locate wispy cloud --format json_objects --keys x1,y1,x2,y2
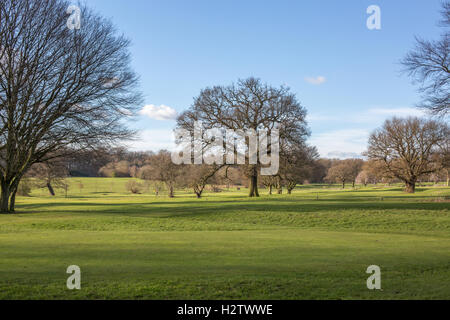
[
  {"x1": 326, "y1": 151, "x2": 363, "y2": 159},
  {"x1": 307, "y1": 106, "x2": 429, "y2": 158},
  {"x1": 304, "y1": 76, "x2": 326, "y2": 85},
  {"x1": 125, "y1": 129, "x2": 176, "y2": 151},
  {"x1": 309, "y1": 129, "x2": 369, "y2": 159},
  {"x1": 139, "y1": 104, "x2": 178, "y2": 120},
  {"x1": 307, "y1": 107, "x2": 425, "y2": 125},
  {"x1": 368, "y1": 107, "x2": 425, "y2": 117}
]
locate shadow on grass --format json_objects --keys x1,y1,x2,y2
[{"x1": 14, "y1": 196, "x2": 450, "y2": 218}]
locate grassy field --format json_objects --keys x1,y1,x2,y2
[{"x1": 0, "y1": 178, "x2": 449, "y2": 300}]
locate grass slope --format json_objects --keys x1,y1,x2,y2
[{"x1": 0, "y1": 178, "x2": 449, "y2": 299}]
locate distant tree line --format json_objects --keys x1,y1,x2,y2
[{"x1": 23, "y1": 117, "x2": 446, "y2": 198}]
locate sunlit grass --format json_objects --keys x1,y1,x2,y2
[{"x1": 0, "y1": 178, "x2": 449, "y2": 299}]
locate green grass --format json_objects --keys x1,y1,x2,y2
[{"x1": 0, "y1": 178, "x2": 449, "y2": 299}]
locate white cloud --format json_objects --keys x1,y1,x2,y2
[
  {"x1": 305, "y1": 76, "x2": 326, "y2": 85},
  {"x1": 124, "y1": 129, "x2": 176, "y2": 151},
  {"x1": 139, "y1": 104, "x2": 178, "y2": 120},
  {"x1": 305, "y1": 106, "x2": 428, "y2": 158},
  {"x1": 309, "y1": 129, "x2": 369, "y2": 159},
  {"x1": 368, "y1": 107, "x2": 425, "y2": 117},
  {"x1": 326, "y1": 151, "x2": 363, "y2": 159},
  {"x1": 307, "y1": 107, "x2": 426, "y2": 126}
]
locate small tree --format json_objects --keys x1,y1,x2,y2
[
  {"x1": 366, "y1": 117, "x2": 448, "y2": 193},
  {"x1": 141, "y1": 151, "x2": 184, "y2": 198},
  {"x1": 27, "y1": 161, "x2": 68, "y2": 196},
  {"x1": 436, "y1": 135, "x2": 450, "y2": 186},
  {"x1": 280, "y1": 146, "x2": 318, "y2": 194},
  {"x1": 17, "y1": 179, "x2": 32, "y2": 197},
  {"x1": 325, "y1": 160, "x2": 353, "y2": 189},
  {"x1": 126, "y1": 180, "x2": 143, "y2": 194},
  {"x1": 185, "y1": 164, "x2": 225, "y2": 198},
  {"x1": 261, "y1": 175, "x2": 278, "y2": 195},
  {"x1": 346, "y1": 159, "x2": 364, "y2": 188}
]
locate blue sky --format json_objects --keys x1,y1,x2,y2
[{"x1": 88, "y1": 0, "x2": 445, "y2": 158}]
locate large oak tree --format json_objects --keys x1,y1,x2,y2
[
  {"x1": 366, "y1": 117, "x2": 448, "y2": 193},
  {"x1": 0, "y1": 0, "x2": 141, "y2": 212},
  {"x1": 401, "y1": 1, "x2": 449, "y2": 115},
  {"x1": 176, "y1": 77, "x2": 309, "y2": 197}
]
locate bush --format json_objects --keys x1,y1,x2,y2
[
  {"x1": 125, "y1": 180, "x2": 143, "y2": 194},
  {"x1": 17, "y1": 179, "x2": 32, "y2": 196}
]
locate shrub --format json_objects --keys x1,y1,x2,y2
[
  {"x1": 126, "y1": 180, "x2": 143, "y2": 194},
  {"x1": 17, "y1": 179, "x2": 32, "y2": 196}
]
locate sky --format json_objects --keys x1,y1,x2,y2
[{"x1": 86, "y1": 0, "x2": 446, "y2": 158}]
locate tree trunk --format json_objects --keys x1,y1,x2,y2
[
  {"x1": 352, "y1": 181, "x2": 355, "y2": 188},
  {"x1": 405, "y1": 181, "x2": 416, "y2": 193},
  {"x1": 268, "y1": 185, "x2": 272, "y2": 195},
  {"x1": 9, "y1": 188, "x2": 17, "y2": 213},
  {"x1": 248, "y1": 173, "x2": 259, "y2": 197},
  {"x1": 447, "y1": 170, "x2": 449, "y2": 187},
  {"x1": 0, "y1": 181, "x2": 11, "y2": 213},
  {"x1": 342, "y1": 181, "x2": 345, "y2": 189},
  {"x1": 193, "y1": 185, "x2": 203, "y2": 198},
  {"x1": 169, "y1": 186, "x2": 174, "y2": 198},
  {"x1": 47, "y1": 183, "x2": 55, "y2": 196},
  {"x1": 287, "y1": 188, "x2": 292, "y2": 194}
]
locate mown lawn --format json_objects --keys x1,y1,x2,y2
[{"x1": 0, "y1": 178, "x2": 449, "y2": 299}]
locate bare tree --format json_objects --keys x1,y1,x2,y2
[
  {"x1": 361, "y1": 160, "x2": 386, "y2": 185},
  {"x1": 27, "y1": 160, "x2": 68, "y2": 196},
  {"x1": 141, "y1": 150, "x2": 184, "y2": 198},
  {"x1": 176, "y1": 77, "x2": 309, "y2": 197},
  {"x1": 0, "y1": 0, "x2": 141, "y2": 212},
  {"x1": 325, "y1": 160, "x2": 352, "y2": 189},
  {"x1": 309, "y1": 158, "x2": 333, "y2": 183},
  {"x1": 185, "y1": 164, "x2": 225, "y2": 198},
  {"x1": 401, "y1": 1, "x2": 449, "y2": 116},
  {"x1": 125, "y1": 180, "x2": 143, "y2": 194},
  {"x1": 280, "y1": 145, "x2": 318, "y2": 194},
  {"x1": 366, "y1": 117, "x2": 448, "y2": 193},
  {"x1": 436, "y1": 134, "x2": 450, "y2": 186},
  {"x1": 346, "y1": 159, "x2": 364, "y2": 188},
  {"x1": 261, "y1": 175, "x2": 278, "y2": 195}
]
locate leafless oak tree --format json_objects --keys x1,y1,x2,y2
[
  {"x1": 176, "y1": 77, "x2": 309, "y2": 197},
  {"x1": 401, "y1": 1, "x2": 449, "y2": 116},
  {"x1": 0, "y1": 0, "x2": 141, "y2": 212},
  {"x1": 366, "y1": 117, "x2": 448, "y2": 193}
]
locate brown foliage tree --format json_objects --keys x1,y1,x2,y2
[
  {"x1": 366, "y1": 117, "x2": 448, "y2": 193},
  {"x1": 325, "y1": 159, "x2": 363, "y2": 189}
]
